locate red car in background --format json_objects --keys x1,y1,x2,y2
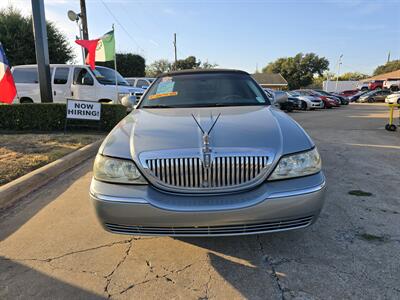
[
  {"x1": 368, "y1": 80, "x2": 384, "y2": 90},
  {"x1": 294, "y1": 89, "x2": 339, "y2": 108},
  {"x1": 339, "y1": 90, "x2": 359, "y2": 97}
]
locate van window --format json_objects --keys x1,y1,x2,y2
[
  {"x1": 54, "y1": 67, "x2": 70, "y2": 84},
  {"x1": 136, "y1": 79, "x2": 149, "y2": 88},
  {"x1": 13, "y1": 68, "x2": 39, "y2": 84},
  {"x1": 73, "y1": 68, "x2": 94, "y2": 86}
]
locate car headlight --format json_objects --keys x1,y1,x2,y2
[
  {"x1": 268, "y1": 148, "x2": 321, "y2": 181},
  {"x1": 118, "y1": 92, "x2": 129, "y2": 101},
  {"x1": 93, "y1": 154, "x2": 148, "y2": 184}
]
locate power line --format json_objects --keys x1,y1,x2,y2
[{"x1": 100, "y1": 0, "x2": 146, "y2": 55}]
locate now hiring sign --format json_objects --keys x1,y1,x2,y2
[{"x1": 66, "y1": 100, "x2": 101, "y2": 121}]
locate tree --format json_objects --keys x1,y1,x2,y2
[
  {"x1": 262, "y1": 53, "x2": 329, "y2": 89},
  {"x1": 0, "y1": 6, "x2": 74, "y2": 66},
  {"x1": 338, "y1": 72, "x2": 368, "y2": 81},
  {"x1": 146, "y1": 56, "x2": 217, "y2": 77},
  {"x1": 173, "y1": 56, "x2": 201, "y2": 70},
  {"x1": 373, "y1": 60, "x2": 400, "y2": 76},
  {"x1": 146, "y1": 59, "x2": 172, "y2": 77},
  {"x1": 200, "y1": 61, "x2": 218, "y2": 69},
  {"x1": 97, "y1": 53, "x2": 145, "y2": 77}
]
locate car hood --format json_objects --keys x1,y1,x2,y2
[{"x1": 100, "y1": 106, "x2": 314, "y2": 161}]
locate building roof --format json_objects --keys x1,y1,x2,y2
[
  {"x1": 251, "y1": 73, "x2": 288, "y2": 86},
  {"x1": 363, "y1": 69, "x2": 400, "y2": 81}
]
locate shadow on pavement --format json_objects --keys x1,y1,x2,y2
[
  {"x1": 0, "y1": 159, "x2": 93, "y2": 242},
  {"x1": 0, "y1": 256, "x2": 104, "y2": 299},
  {"x1": 177, "y1": 230, "x2": 304, "y2": 299}
]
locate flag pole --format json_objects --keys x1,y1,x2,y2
[{"x1": 112, "y1": 24, "x2": 118, "y2": 104}]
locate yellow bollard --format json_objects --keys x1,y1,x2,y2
[{"x1": 385, "y1": 104, "x2": 400, "y2": 131}]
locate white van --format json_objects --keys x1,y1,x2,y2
[
  {"x1": 125, "y1": 77, "x2": 155, "y2": 89},
  {"x1": 11, "y1": 64, "x2": 145, "y2": 104}
]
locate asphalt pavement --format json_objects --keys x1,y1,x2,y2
[{"x1": 1, "y1": 103, "x2": 399, "y2": 299}]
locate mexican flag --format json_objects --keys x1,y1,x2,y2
[{"x1": 95, "y1": 30, "x2": 115, "y2": 62}]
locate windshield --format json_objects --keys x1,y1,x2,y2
[
  {"x1": 92, "y1": 67, "x2": 129, "y2": 86},
  {"x1": 317, "y1": 90, "x2": 331, "y2": 96},
  {"x1": 287, "y1": 91, "x2": 300, "y2": 97},
  {"x1": 139, "y1": 72, "x2": 270, "y2": 108},
  {"x1": 362, "y1": 90, "x2": 376, "y2": 96}
]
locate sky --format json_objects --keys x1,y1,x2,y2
[{"x1": 2, "y1": 0, "x2": 400, "y2": 75}]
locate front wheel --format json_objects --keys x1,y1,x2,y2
[
  {"x1": 368, "y1": 98, "x2": 375, "y2": 103},
  {"x1": 301, "y1": 101, "x2": 307, "y2": 110},
  {"x1": 397, "y1": 98, "x2": 400, "y2": 105}
]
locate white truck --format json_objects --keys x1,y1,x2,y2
[
  {"x1": 12, "y1": 64, "x2": 144, "y2": 104},
  {"x1": 383, "y1": 78, "x2": 400, "y2": 91},
  {"x1": 323, "y1": 80, "x2": 360, "y2": 93}
]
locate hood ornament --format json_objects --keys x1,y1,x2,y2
[{"x1": 191, "y1": 113, "x2": 221, "y2": 176}]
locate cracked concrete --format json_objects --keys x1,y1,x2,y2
[{"x1": 0, "y1": 104, "x2": 399, "y2": 299}]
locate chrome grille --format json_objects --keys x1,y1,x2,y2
[
  {"x1": 104, "y1": 216, "x2": 314, "y2": 236},
  {"x1": 145, "y1": 156, "x2": 268, "y2": 189}
]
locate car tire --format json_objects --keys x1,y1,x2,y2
[
  {"x1": 320, "y1": 101, "x2": 325, "y2": 109},
  {"x1": 20, "y1": 97, "x2": 33, "y2": 103},
  {"x1": 99, "y1": 99, "x2": 113, "y2": 103},
  {"x1": 368, "y1": 98, "x2": 375, "y2": 103},
  {"x1": 301, "y1": 101, "x2": 307, "y2": 110},
  {"x1": 397, "y1": 98, "x2": 400, "y2": 105}
]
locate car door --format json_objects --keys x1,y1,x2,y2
[
  {"x1": 12, "y1": 67, "x2": 42, "y2": 103},
  {"x1": 375, "y1": 90, "x2": 386, "y2": 102},
  {"x1": 52, "y1": 67, "x2": 71, "y2": 103},
  {"x1": 70, "y1": 67, "x2": 97, "y2": 101}
]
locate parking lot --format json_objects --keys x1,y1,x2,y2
[{"x1": 1, "y1": 103, "x2": 399, "y2": 299}]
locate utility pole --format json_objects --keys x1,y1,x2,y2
[
  {"x1": 80, "y1": 0, "x2": 89, "y2": 39},
  {"x1": 173, "y1": 33, "x2": 177, "y2": 69},
  {"x1": 387, "y1": 51, "x2": 391, "y2": 63},
  {"x1": 335, "y1": 54, "x2": 343, "y2": 92},
  {"x1": 31, "y1": 0, "x2": 53, "y2": 103},
  {"x1": 80, "y1": 0, "x2": 89, "y2": 56}
]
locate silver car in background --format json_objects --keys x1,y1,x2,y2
[
  {"x1": 287, "y1": 91, "x2": 324, "y2": 110},
  {"x1": 90, "y1": 69, "x2": 326, "y2": 236}
]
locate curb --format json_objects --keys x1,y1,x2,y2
[{"x1": 0, "y1": 139, "x2": 103, "y2": 210}]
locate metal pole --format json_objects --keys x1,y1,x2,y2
[
  {"x1": 76, "y1": 20, "x2": 85, "y2": 64},
  {"x1": 80, "y1": 0, "x2": 89, "y2": 56},
  {"x1": 335, "y1": 54, "x2": 343, "y2": 92},
  {"x1": 173, "y1": 33, "x2": 177, "y2": 69},
  {"x1": 31, "y1": 0, "x2": 53, "y2": 103},
  {"x1": 80, "y1": 0, "x2": 89, "y2": 39},
  {"x1": 113, "y1": 24, "x2": 118, "y2": 104}
]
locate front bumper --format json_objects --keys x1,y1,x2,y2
[
  {"x1": 310, "y1": 102, "x2": 324, "y2": 108},
  {"x1": 90, "y1": 172, "x2": 326, "y2": 236}
]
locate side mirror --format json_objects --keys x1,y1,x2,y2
[{"x1": 121, "y1": 95, "x2": 138, "y2": 108}]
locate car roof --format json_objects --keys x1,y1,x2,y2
[
  {"x1": 157, "y1": 69, "x2": 249, "y2": 78},
  {"x1": 12, "y1": 64, "x2": 111, "y2": 69}
]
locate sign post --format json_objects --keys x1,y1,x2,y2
[{"x1": 65, "y1": 99, "x2": 101, "y2": 132}]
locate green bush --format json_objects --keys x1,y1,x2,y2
[{"x1": 0, "y1": 103, "x2": 126, "y2": 132}]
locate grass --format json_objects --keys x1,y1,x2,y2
[{"x1": 0, "y1": 133, "x2": 104, "y2": 186}]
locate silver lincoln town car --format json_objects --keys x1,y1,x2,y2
[{"x1": 90, "y1": 69, "x2": 326, "y2": 236}]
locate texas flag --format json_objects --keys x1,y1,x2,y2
[{"x1": 0, "y1": 43, "x2": 17, "y2": 104}]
